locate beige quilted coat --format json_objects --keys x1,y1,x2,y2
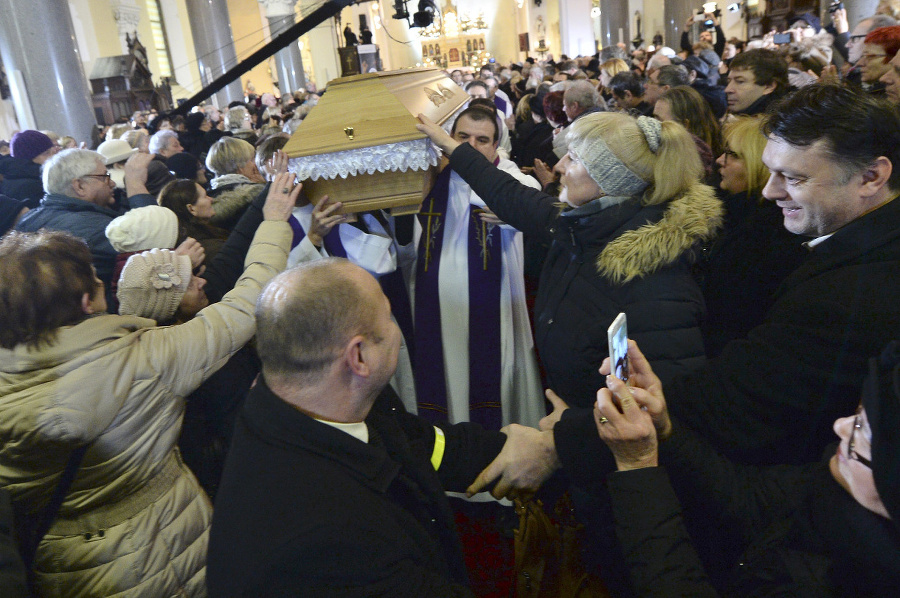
[{"x1": 0, "y1": 221, "x2": 291, "y2": 597}]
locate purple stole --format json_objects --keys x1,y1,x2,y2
[
  {"x1": 414, "y1": 166, "x2": 504, "y2": 430},
  {"x1": 290, "y1": 212, "x2": 415, "y2": 359},
  {"x1": 287, "y1": 215, "x2": 305, "y2": 249},
  {"x1": 493, "y1": 95, "x2": 508, "y2": 116}
]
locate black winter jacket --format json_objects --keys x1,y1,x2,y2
[
  {"x1": 448, "y1": 144, "x2": 722, "y2": 407},
  {"x1": 555, "y1": 196, "x2": 900, "y2": 495},
  {"x1": 0, "y1": 157, "x2": 44, "y2": 208},
  {"x1": 208, "y1": 380, "x2": 505, "y2": 597},
  {"x1": 695, "y1": 192, "x2": 807, "y2": 357},
  {"x1": 609, "y1": 423, "x2": 900, "y2": 596}
]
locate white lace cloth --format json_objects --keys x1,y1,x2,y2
[{"x1": 289, "y1": 138, "x2": 440, "y2": 181}]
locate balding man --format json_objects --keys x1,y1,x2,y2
[
  {"x1": 562, "y1": 80, "x2": 607, "y2": 123},
  {"x1": 207, "y1": 259, "x2": 512, "y2": 596}
]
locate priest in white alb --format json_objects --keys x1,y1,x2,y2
[{"x1": 412, "y1": 104, "x2": 545, "y2": 430}]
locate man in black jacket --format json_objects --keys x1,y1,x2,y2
[
  {"x1": 724, "y1": 49, "x2": 788, "y2": 115},
  {"x1": 465, "y1": 84, "x2": 900, "y2": 591},
  {"x1": 207, "y1": 259, "x2": 510, "y2": 597}
]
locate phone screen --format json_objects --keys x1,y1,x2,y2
[{"x1": 607, "y1": 312, "x2": 629, "y2": 384}]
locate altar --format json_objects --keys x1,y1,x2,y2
[{"x1": 417, "y1": 2, "x2": 491, "y2": 71}]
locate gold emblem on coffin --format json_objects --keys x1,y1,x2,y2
[{"x1": 283, "y1": 68, "x2": 467, "y2": 216}]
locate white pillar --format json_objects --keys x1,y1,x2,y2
[
  {"x1": 559, "y1": 0, "x2": 596, "y2": 56},
  {"x1": 301, "y1": 0, "x2": 341, "y2": 89},
  {"x1": 259, "y1": 0, "x2": 308, "y2": 94},
  {"x1": 0, "y1": 0, "x2": 97, "y2": 144},
  {"x1": 184, "y1": 0, "x2": 244, "y2": 106}
]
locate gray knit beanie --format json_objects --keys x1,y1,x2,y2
[
  {"x1": 105, "y1": 206, "x2": 179, "y2": 253},
  {"x1": 117, "y1": 249, "x2": 191, "y2": 322},
  {"x1": 567, "y1": 113, "x2": 662, "y2": 197}
]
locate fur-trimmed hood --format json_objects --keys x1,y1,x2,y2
[{"x1": 596, "y1": 183, "x2": 723, "y2": 284}]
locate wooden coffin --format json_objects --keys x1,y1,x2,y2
[{"x1": 283, "y1": 67, "x2": 467, "y2": 215}]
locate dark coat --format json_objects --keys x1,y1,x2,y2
[
  {"x1": 0, "y1": 157, "x2": 44, "y2": 208},
  {"x1": 609, "y1": 423, "x2": 900, "y2": 596},
  {"x1": 207, "y1": 380, "x2": 506, "y2": 597},
  {"x1": 692, "y1": 79, "x2": 728, "y2": 119},
  {"x1": 14, "y1": 193, "x2": 120, "y2": 291},
  {"x1": 555, "y1": 196, "x2": 900, "y2": 495},
  {"x1": 145, "y1": 154, "x2": 175, "y2": 197},
  {"x1": 695, "y1": 192, "x2": 808, "y2": 357},
  {"x1": 736, "y1": 91, "x2": 784, "y2": 116},
  {"x1": 0, "y1": 489, "x2": 28, "y2": 598},
  {"x1": 448, "y1": 144, "x2": 722, "y2": 407},
  {"x1": 511, "y1": 119, "x2": 554, "y2": 169}
]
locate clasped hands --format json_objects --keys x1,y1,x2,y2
[{"x1": 466, "y1": 341, "x2": 674, "y2": 500}]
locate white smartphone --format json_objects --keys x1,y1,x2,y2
[{"x1": 607, "y1": 312, "x2": 629, "y2": 384}]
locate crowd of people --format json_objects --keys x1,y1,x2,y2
[{"x1": 2, "y1": 4, "x2": 900, "y2": 596}]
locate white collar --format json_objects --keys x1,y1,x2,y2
[{"x1": 316, "y1": 419, "x2": 369, "y2": 443}]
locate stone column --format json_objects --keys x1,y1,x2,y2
[
  {"x1": 184, "y1": 0, "x2": 244, "y2": 108},
  {"x1": 664, "y1": 0, "x2": 694, "y2": 52},
  {"x1": 845, "y1": 0, "x2": 880, "y2": 28},
  {"x1": 559, "y1": 0, "x2": 596, "y2": 57},
  {"x1": 598, "y1": 0, "x2": 630, "y2": 51},
  {"x1": 112, "y1": 0, "x2": 142, "y2": 54},
  {"x1": 301, "y1": 0, "x2": 340, "y2": 90},
  {"x1": 260, "y1": 0, "x2": 307, "y2": 94},
  {"x1": 0, "y1": 0, "x2": 97, "y2": 144}
]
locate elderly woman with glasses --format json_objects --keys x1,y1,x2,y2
[
  {"x1": 860, "y1": 25, "x2": 900, "y2": 86},
  {"x1": 695, "y1": 116, "x2": 807, "y2": 357},
  {"x1": 593, "y1": 339, "x2": 900, "y2": 596}
]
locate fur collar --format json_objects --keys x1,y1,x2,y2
[
  {"x1": 210, "y1": 173, "x2": 255, "y2": 189},
  {"x1": 596, "y1": 183, "x2": 723, "y2": 284}
]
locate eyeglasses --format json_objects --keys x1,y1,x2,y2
[
  {"x1": 722, "y1": 149, "x2": 741, "y2": 164},
  {"x1": 863, "y1": 52, "x2": 887, "y2": 60},
  {"x1": 82, "y1": 173, "x2": 112, "y2": 182},
  {"x1": 848, "y1": 405, "x2": 873, "y2": 468},
  {"x1": 850, "y1": 34, "x2": 868, "y2": 42}
]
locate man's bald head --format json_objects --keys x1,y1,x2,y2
[{"x1": 255, "y1": 259, "x2": 379, "y2": 383}]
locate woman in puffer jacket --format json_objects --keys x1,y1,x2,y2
[{"x1": 0, "y1": 174, "x2": 297, "y2": 597}]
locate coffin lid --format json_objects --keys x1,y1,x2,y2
[{"x1": 283, "y1": 67, "x2": 467, "y2": 158}]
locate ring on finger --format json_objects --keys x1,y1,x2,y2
[
  {"x1": 281, "y1": 187, "x2": 290, "y2": 194},
  {"x1": 598, "y1": 416, "x2": 609, "y2": 424}
]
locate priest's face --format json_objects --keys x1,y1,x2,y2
[{"x1": 452, "y1": 115, "x2": 498, "y2": 162}]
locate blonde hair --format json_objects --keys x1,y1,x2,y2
[
  {"x1": 516, "y1": 94, "x2": 534, "y2": 121},
  {"x1": 224, "y1": 106, "x2": 250, "y2": 131},
  {"x1": 600, "y1": 58, "x2": 629, "y2": 78},
  {"x1": 205, "y1": 137, "x2": 255, "y2": 175},
  {"x1": 121, "y1": 129, "x2": 148, "y2": 150},
  {"x1": 878, "y1": 0, "x2": 900, "y2": 20},
  {"x1": 106, "y1": 123, "x2": 131, "y2": 142},
  {"x1": 569, "y1": 112, "x2": 703, "y2": 206},
  {"x1": 722, "y1": 116, "x2": 770, "y2": 201}
]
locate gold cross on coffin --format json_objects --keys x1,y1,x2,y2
[{"x1": 420, "y1": 197, "x2": 442, "y2": 272}]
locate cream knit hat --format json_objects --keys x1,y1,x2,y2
[
  {"x1": 117, "y1": 249, "x2": 192, "y2": 322},
  {"x1": 105, "y1": 206, "x2": 179, "y2": 253}
]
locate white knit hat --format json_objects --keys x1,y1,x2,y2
[
  {"x1": 105, "y1": 206, "x2": 179, "y2": 253},
  {"x1": 117, "y1": 249, "x2": 192, "y2": 322}
]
